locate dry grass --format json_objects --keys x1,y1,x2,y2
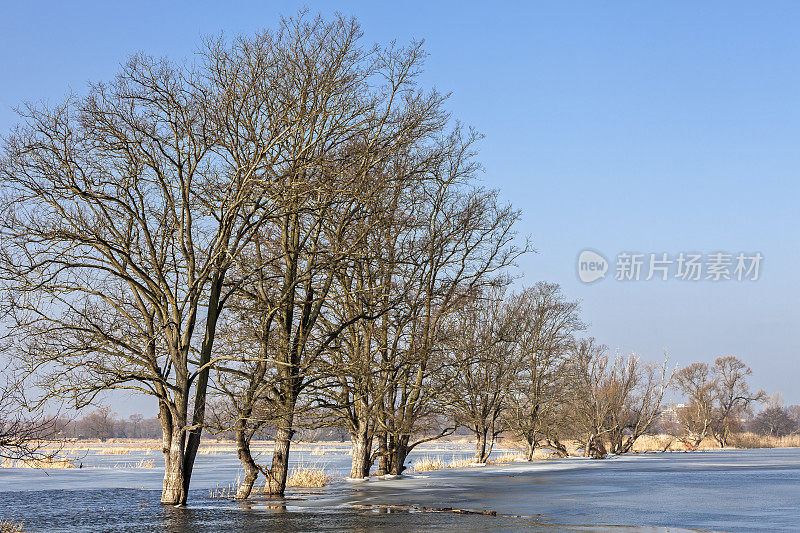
[
  {"x1": 411, "y1": 455, "x2": 486, "y2": 472},
  {"x1": 0, "y1": 520, "x2": 24, "y2": 533},
  {"x1": 1, "y1": 457, "x2": 75, "y2": 469},
  {"x1": 628, "y1": 433, "x2": 800, "y2": 452},
  {"x1": 728, "y1": 433, "x2": 775, "y2": 449},
  {"x1": 411, "y1": 456, "x2": 444, "y2": 472},
  {"x1": 97, "y1": 448, "x2": 131, "y2": 455},
  {"x1": 631, "y1": 435, "x2": 683, "y2": 452},
  {"x1": 310, "y1": 446, "x2": 326, "y2": 456},
  {"x1": 286, "y1": 465, "x2": 331, "y2": 487},
  {"x1": 209, "y1": 482, "x2": 239, "y2": 499},
  {"x1": 198, "y1": 446, "x2": 235, "y2": 456},
  {"x1": 488, "y1": 452, "x2": 526, "y2": 464},
  {"x1": 113, "y1": 458, "x2": 155, "y2": 469}
]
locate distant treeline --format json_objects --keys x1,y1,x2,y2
[
  {"x1": 52, "y1": 408, "x2": 350, "y2": 442},
  {"x1": 55, "y1": 399, "x2": 800, "y2": 443}
]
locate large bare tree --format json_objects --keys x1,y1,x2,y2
[{"x1": 504, "y1": 282, "x2": 584, "y2": 460}]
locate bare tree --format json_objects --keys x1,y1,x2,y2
[
  {"x1": 79, "y1": 407, "x2": 115, "y2": 441},
  {"x1": 674, "y1": 362, "x2": 716, "y2": 449},
  {"x1": 564, "y1": 338, "x2": 613, "y2": 458},
  {"x1": 674, "y1": 356, "x2": 764, "y2": 448},
  {"x1": 751, "y1": 395, "x2": 797, "y2": 437},
  {"x1": 710, "y1": 356, "x2": 765, "y2": 447},
  {"x1": 442, "y1": 287, "x2": 521, "y2": 463},
  {"x1": 504, "y1": 283, "x2": 584, "y2": 460},
  {"x1": 0, "y1": 373, "x2": 60, "y2": 460},
  {"x1": 374, "y1": 172, "x2": 526, "y2": 475},
  {"x1": 605, "y1": 355, "x2": 672, "y2": 455}
]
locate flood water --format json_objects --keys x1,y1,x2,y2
[{"x1": 0, "y1": 445, "x2": 797, "y2": 531}]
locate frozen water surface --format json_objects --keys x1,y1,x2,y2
[{"x1": 0, "y1": 445, "x2": 797, "y2": 531}]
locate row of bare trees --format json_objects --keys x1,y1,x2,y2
[
  {"x1": 0, "y1": 11, "x2": 771, "y2": 506},
  {"x1": 0, "y1": 13, "x2": 526, "y2": 503},
  {"x1": 439, "y1": 285, "x2": 672, "y2": 462}
]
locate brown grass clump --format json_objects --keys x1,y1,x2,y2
[
  {"x1": 629, "y1": 433, "x2": 800, "y2": 452},
  {"x1": 411, "y1": 456, "x2": 444, "y2": 472},
  {"x1": 411, "y1": 455, "x2": 486, "y2": 472},
  {"x1": 286, "y1": 465, "x2": 331, "y2": 487},
  {"x1": 631, "y1": 435, "x2": 682, "y2": 452},
  {"x1": 777, "y1": 434, "x2": 800, "y2": 447},
  {"x1": 448, "y1": 456, "x2": 479, "y2": 468},
  {"x1": 488, "y1": 453, "x2": 526, "y2": 464},
  {"x1": 0, "y1": 519, "x2": 24, "y2": 533}
]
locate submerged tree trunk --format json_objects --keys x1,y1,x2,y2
[
  {"x1": 265, "y1": 418, "x2": 295, "y2": 495},
  {"x1": 159, "y1": 403, "x2": 188, "y2": 505},
  {"x1": 235, "y1": 421, "x2": 260, "y2": 499}
]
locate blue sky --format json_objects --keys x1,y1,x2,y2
[{"x1": 1, "y1": 1, "x2": 798, "y2": 414}]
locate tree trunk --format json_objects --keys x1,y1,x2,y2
[
  {"x1": 161, "y1": 423, "x2": 187, "y2": 505},
  {"x1": 376, "y1": 431, "x2": 388, "y2": 476},
  {"x1": 524, "y1": 435, "x2": 536, "y2": 461},
  {"x1": 474, "y1": 426, "x2": 489, "y2": 462},
  {"x1": 235, "y1": 423, "x2": 259, "y2": 500},
  {"x1": 546, "y1": 438, "x2": 569, "y2": 457},
  {"x1": 265, "y1": 422, "x2": 294, "y2": 495},
  {"x1": 349, "y1": 424, "x2": 373, "y2": 479},
  {"x1": 389, "y1": 434, "x2": 409, "y2": 475},
  {"x1": 180, "y1": 279, "x2": 223, "y2": 499}
]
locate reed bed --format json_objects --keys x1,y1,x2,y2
[
  {"x1": 488, "y1": 452, "x2": 527, "y2": 464},
  {"x1": 1, "y1": 457, "x2": 75, "y2": 469},
  {"x1": 411, "y1": 455, "x2": 482, "y2": 472},
  {"x1": 97, "y1": 448, "x2": 131, "y2": 455}
]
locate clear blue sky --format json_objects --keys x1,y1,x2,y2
[{"x1": 1, "y1": 1, "x2": 797, "y2": 415}]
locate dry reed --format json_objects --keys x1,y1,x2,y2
[{"x1": 286, "y1": 465, "x2": 331, "y2": 487}]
